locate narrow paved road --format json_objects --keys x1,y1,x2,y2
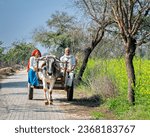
[{"x1": 0, "y1": 70, "x2": 96, "y2": 120}]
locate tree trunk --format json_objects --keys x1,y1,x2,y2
[
  {"x1": 77, "y1": 47, "x2": 92, "y2": 83},
  {"x1": 76, "y1": 29, "x2": 104, "y2": 84},
  {"x1": 125, "y1": 38, "x2": 136, "y2": 105}
]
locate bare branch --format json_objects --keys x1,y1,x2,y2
[
  {"x1": 131, "y1": 12, "x2": 142, "y2": 35},
  {"x1": 137, "y1": 0, "x2": 143, "y2": 8},
  {"x1": 82, "y1": 0, "x2": 101, "y2": 24},
  {"x1": 131, "y1": 4, "x2": 150, "y2": 35},
  {"x1": 128, "y1": 0, "x2": 135, "y2": 31},
  {"x1": 94, "y1": 27, "x2": 101, "y2": 42},
  {"x1": 89, "y1": 0, "x2": 96, "y2": 16},
  {"x1": 137, "y1": 32, "x2": 150, "y2": 46}
]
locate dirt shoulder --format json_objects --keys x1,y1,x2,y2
[
  {"x1": 55, "y1": 89, "x2": 109, "y2": 119},
  {"x1": 0, "y1": 65, "x2": 24, "y2": 80},
  {"x1": 0, "y1": 67, "x2": 16, "y2": 80}
]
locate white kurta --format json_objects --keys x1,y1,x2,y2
[
  {"x1": 60, "y1": 54, "x2": 76, "y2": 87},
  {"x1": 29, "y1": 56, "x2": 37, "y2": 71}
]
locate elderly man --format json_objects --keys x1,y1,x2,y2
[{"x1": 60, "y1": 48, "x2": 76, "y2": 87}]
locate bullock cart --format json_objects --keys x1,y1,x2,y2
[{"x1": 28, "y1": 57, "x2": 74, "y2": 101}]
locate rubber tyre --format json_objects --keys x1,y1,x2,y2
[
  {"x1": 28, "y1": 86, "x2": 33, "y2": 100},
  {"x1": 67, "y1": 82, "x2": 74, "y2": 101}
]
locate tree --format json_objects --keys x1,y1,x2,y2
[
  {"x1": 106, "y1": 0, "x2": 150, "y2": 104},
  {"x1": 0, "y1": 41, "x2": 3, "y2": 45},
  {"x1": 0, "y1": 41, "x2": 5, "y2": 67},
  {"x1": 74, "y1": 0, "x2": 112, "y2": 83},
  {"x1": 5, "y1": 42, "x2": 35, "y2": 66},
  {"x1": 91, "y1": 36, "x2": 125, "y2": 58},
  {"x1": 33, "y1": 11, "x2": 84, "y2": 55}
]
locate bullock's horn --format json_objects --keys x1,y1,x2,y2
[
  {"x1": 46, "y1": 55, "x2": 56, "y2": 60},
  {"x1": 39, "y1": 56, "x2": 46, "y2": 60}
]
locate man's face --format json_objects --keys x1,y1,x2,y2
[{"x1": 65, "y1": 48, "x2": 70, "y2": 56}]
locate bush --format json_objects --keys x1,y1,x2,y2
[
  {"x1": 88, "y1": 76, "x2": 118, "y2": 99},
  {"x1": 82, "y1": 59, "x2": 118, "y2": 99}
]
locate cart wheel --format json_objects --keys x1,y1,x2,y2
[
  {"x1": 28, "y1": 86, "x2": 33, "y2": 100},
  {"x1": 66, "y1": 82, "x2": 74, "y2": 101}
]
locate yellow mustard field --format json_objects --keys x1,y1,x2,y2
[{"x1": 82, "y1": 58, "x2": 150, "y2": 119}]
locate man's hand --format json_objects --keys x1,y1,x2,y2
[
  {"x1": 66, "y1": 69, "x2": 71, "y2": 73},
  {"x1": 61, "y1": 67, "x2": 67, "y2": 71}
]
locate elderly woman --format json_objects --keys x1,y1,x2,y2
[{"x1": 27, "y1": 49, "x2": 41, "y2": 88}]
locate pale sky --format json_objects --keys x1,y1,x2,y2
[{"x1": 0, "y1": 0, "x2": 77, "y2": 53}]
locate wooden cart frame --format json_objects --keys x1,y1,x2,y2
[{"x1": 28, "y1": 59, "x2": 74, "y2": 101}]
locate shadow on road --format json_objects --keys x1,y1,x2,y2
[
  {"x1": 56, "y1": 94, "x2": 102, "y2": 107},
  {"x1": 0, "y1": 81, "x2": 27, "y2": 88},
  {"x1": 33, "y1": 99, "x2": 45, "y2": 101}
]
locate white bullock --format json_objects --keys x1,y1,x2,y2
[{"x1": 37, "y1": 55, "x2": 61, "y2": 105}]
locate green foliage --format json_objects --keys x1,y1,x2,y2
[
  {"x1": 33, "y1": 11, "x2": 86, "y2": 55},
  {"x1": 47, "y1": 11, "x2": 75, "y2": 34},
  {"x1": 79, "y1": 58, "x2": 150, "y2": 119},
  {"x1": 91, "y1": 111, "x2": 104, "y2": 120},
  {"x1": 0, "y1": 45, "x2": 5, "y2": 67},
  {"x1": 0, "y1": 40, "x2": 3, "y2": 45},
  {"x1": 0, "y1": 41, "x2": 35, "y2": 67},
  {"x1": 34, "y1": 12, "x2": 74, "y2": 53}
]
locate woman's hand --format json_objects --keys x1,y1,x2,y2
[{"x1": 34, "y1": 67, "x2": 38, "y2": 71}]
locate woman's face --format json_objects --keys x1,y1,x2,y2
[{"x1": 35, "y1": 51, "x2": 40, "y2": 58}]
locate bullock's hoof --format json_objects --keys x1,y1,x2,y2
[
  {"x1": 50, "y1": 101, "x2": 53, "y2": 105},
  {"x1": 45, "y1": 101, "x2": 49, "y2": 105}
]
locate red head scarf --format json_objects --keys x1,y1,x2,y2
[
  {"x1": 31, "y1": 49, "x2": 42, "y2": 57},
  {"x1": 27, "y1": 49, "x2": 42, "y2": 72}
]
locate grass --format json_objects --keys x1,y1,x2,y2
[
  {"x1": 91, "y1": 111, "x2": 104, "y2": 120},
  {"x1": 76, "y1": 58, "x2": 150, "y2": 119}
]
